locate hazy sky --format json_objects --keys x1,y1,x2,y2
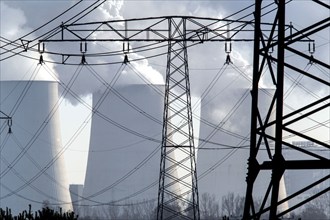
[{"x1": 1, "y1": 0, "x2": 329, "y2": 187}]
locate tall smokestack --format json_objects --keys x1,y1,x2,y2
[{"x1": 0, "y1": 80, "x2": 72, "y2": 214}]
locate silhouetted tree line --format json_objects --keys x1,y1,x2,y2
[
  {"x1": 77, "y1": 192, "x2": 329, "y2": 219},
  {"x1": 0, "y1": 205, "x2": 78, "y2": 220},
  {"x1": 2, "y1": 192, "x2": 328, "y2": 220}
]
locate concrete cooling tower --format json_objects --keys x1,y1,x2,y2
[
  {"x1": 0, "y1": 80, "x2": 72, "y2": 214},
  {"x1": 81, "y1": 84, "x2": 201, "y2": 217},
  {"x1": 197, "y1": 88, "x2": 288, "y2": 216}
]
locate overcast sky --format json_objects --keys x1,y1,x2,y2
[{"x1": 1, "y1": 0, "x2": 329, "y2": 186}]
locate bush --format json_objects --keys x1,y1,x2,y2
[{"x1": 0, "y1": 205, "x2": 78, "y2": 220}]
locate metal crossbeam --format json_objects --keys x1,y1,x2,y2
[
  {"x1": 33, "y1": 16, "x2": 281, "y2": 65},
  {"x1": 42, "y1": 16, "x2": 253, "y2": 42}
]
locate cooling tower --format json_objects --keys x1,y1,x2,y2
[
  {"x1": 0, "y1": 80, "x2": 72, "y2": 214},
  {"x1": 197, "y1": 88, "x2": 288, "y2": 216},
  {"x1": 82, "y1": 84, "x2": 201, "y2": 217}
]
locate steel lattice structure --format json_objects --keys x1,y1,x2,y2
[
  {"x1": 156, "y1": 18, "x2": 199, "y2": 220},
  {"x1": 243, "y1": 1, "x2": 330, "y2": 219}
]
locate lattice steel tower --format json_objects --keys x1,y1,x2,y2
[
  {"x1": 243, "y1": 1, "x2": 330, "y2": 219},
  {"x1": 35, "y1": 15, "x2": 257, "y2": 220},
  {"x1": 156, "y1": 18, "x2": 199, "y2": 220}
]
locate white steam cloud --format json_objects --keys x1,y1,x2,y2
[
  {"x1": 99, "y1": 0, "x2": 124, "y2": 20},
  {"x1": 0, "y1": 2, "x2": 58, "y2": 82},
  {"x1": 50, "y1": 0, "x2": 166, "y2": 102}
]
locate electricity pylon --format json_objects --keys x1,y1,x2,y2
[
  {"x1": 156, "y1": 18, "x2": 199, "y2": 220},
  {"x1": 243, "y1": 1, "x2": 330, "y2": 219},
  {"x1": 36, "y1": 16, "x2": 256, "y2": 220}
]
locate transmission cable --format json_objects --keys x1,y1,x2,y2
[
  {"x1": 0, "y1": 135, "x2": 67, "y2": 202},
  {"x1": 0, "y1": 0, "x2": 83, "y2": 50},
  {"x1": 0, "y1": 0, "x2": 107, "y2": 61},
  {"x1": 1, "y1": 62, "x2": 157, "y2": 206}
]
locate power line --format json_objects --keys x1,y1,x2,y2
[{"x1": 0, "y1": 0, "x2": 84, "y2": 51}]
